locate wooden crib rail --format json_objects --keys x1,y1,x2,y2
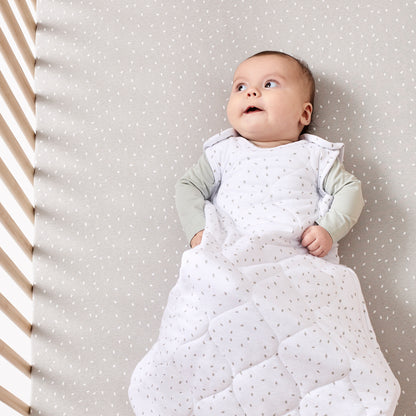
[{"x1": 0, "y1": 1, "x2": 36, "y2": 415}]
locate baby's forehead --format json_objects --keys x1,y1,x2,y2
[{"x1": 233, "y1": 54, "x2": 304, "y2": 81}]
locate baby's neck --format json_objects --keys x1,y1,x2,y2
[{"x1": 246, "y1": 137, "x2": 299, "y2": 148}]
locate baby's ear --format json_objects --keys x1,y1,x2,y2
[{"x1": 301, "y1": 102, "x2": 313, "y2": 126}]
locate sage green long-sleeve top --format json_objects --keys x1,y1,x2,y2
[{"x1": 175, "y1": 152, "x2": 364, "y2": 245}]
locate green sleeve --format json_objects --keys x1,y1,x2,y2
[
  {"x1": 316, "y1": 158, "x2": 365, "y2": 243},
  {"x1": 175, "y1": 153, "x2": 216, "y2": 245}
]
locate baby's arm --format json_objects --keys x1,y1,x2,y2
[
  {"x1": 175, "y1": 153, "x2": 216, "y2": 247},
  {"x1": 302, "y1": 159, "x2": 365, "y2": 257}
]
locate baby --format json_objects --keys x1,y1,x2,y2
[
  {"x1": 175, "y1": 50, "x2": 364, "y2": 256},
  {"x1": 129, "y1": 51, "x2": 400, "y2": 415}
]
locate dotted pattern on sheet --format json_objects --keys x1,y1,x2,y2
[{"x1": 32, "y1": 0, "x2": 415, "y2": 415}]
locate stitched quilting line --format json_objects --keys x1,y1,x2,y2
[
  {"x1": 190, "y1": 315, "x2": 357, "y2": 415},
  {"x1": 187, "y1": 271, "x2": 356, "y2": 414},
  {"x1": 131, "y1": 256, "x2": 394, "y2": 415},
  {"x1": 191, "y1": 257, "x2": 385, "y2": 414}
]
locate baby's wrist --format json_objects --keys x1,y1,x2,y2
[{"x1": 314, "y1": 223, "x2": 334, "y2": 242}]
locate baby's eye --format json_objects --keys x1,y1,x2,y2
[
  {"x1": 264, "y1": 81, "x2": 279, "y2": 88},
  {"x1": 237, "y1": 84, "x2": 247, "y2": 91}
]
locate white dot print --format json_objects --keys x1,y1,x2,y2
[{"x1": 32, "y1": 0, "x2": 414, "y2": 415}]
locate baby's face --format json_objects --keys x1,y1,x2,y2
[{"x1": 226, "y1": 54, "x2": 313, "y2": 147}]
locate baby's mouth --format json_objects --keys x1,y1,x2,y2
[{"x1": 244, "y1": 106, "x2": 263, "y2": 114}]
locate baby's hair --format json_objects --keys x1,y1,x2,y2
[{"x1": 247, "y1": 50, "x2": 316, "y2": 134}]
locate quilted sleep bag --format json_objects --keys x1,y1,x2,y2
[{"x1": 129, "y1": 130, "x2": 400, "y2": 416}]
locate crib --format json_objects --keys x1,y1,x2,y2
[{"x1": 0, "y1": 1, "x2": 414, "y2": 415}]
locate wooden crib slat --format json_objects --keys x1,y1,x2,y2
[
  {"x1": 0, "y1": 386, "x2": 30, "y2": 416},
  {"x1": 0, "y1": 339, "x2": 32, "y2": 377},
  {"x1": 0, "y1": 249, "x2": 33, "y2": 300},
  {"x1": 0, "y1": 293, "x2": 32, "y2": 336},
  {"x1": 0, "y1": 203, "x2": 33, "y2": 260},
  {"x1": 0, "y1": 157, "x2": 34, "y2": 223},
  {"x1": 0, "y1": 114, "x2": 34, "y2": 184}
]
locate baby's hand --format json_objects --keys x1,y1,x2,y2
[
  {"x1": 190, "y1": 230, "x2": 204, "y2": 248},
  {"x1": 301, "y1": 225, "x2": 333, "y2": 257}
]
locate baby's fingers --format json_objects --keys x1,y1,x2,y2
[
  {"x1": 305, "y1": 239, "x2": 320, "y2": 252},
  {"x1": 301, "y1": 227, "x2": 315, "y2": 247},
  {"x1": 310, "y1": 247, "x2": 326, "y2": 257},
  {"x1": 190, "y1": 230, "x2": 204, "y2": 248}
]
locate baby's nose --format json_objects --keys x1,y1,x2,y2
[{"x1": 247, "y1": 88, "x2": 259, "y2": 97}]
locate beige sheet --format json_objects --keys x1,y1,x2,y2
[{"x1": 33, "y1": 0, "x2": 415, "y2": 414}]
